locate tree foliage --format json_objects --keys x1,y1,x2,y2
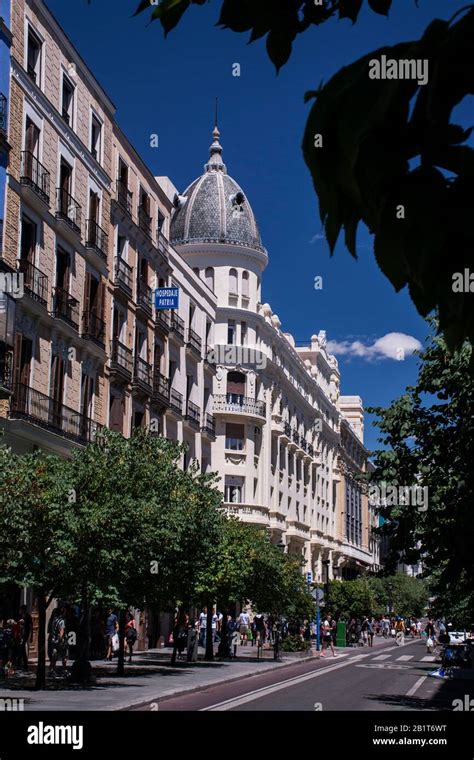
[
  {"x1": 329, "y1": 575, "x2": 428, "y2": 619},
  {"x1": 132, "y1": 0, "x2": 474, "y2": 354},
  {"x1": 368, "y1": 326, "x2": 474, "y2": 620}
]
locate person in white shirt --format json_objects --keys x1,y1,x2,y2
[
  {"x1": 238, "y1": 610, "x2": 250, "y2": 645},
  {"x1": 198, "y1": 607, "x2": 208, "y2": 647}
]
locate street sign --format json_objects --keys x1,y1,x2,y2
[
  {"x1": 306, "y1": 571, "x2": 312, "y2": 584},
  {"x1": 311, "y1": 588, "x2": 324, "y2": 602},
  {"x1": 155, "y1": 287, "x2": 179, "y2": 310}
]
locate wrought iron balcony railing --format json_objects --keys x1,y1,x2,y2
[
  {"x1": 117, "y1": 179, "x2": 133, "y2": 216},
  {"x1": 138, "y1": 205, "x2": 152, "y2": 236},
  {"x1": 110, "y1": 338, "x2": 133, "y2": 378},
  {"x1": 186, "y1": 328, "x2": 202, "y2": 356},
  {"x1": 56, "y1": 188, "x2": 82, "y2": 233},
  {"x1": 201, "y1": 412, "x2": 216, "y2": 437},
  {"x1": 185, "y1": 399, "x2": 201, "y2": 427},
  {"x1": 170, "y1": 312, "x2": 185, "y2": 341},
  {"x1": 155, "y1": 308, "x2": 170, "y2": 331},
  {"x1": 52, "y1": 286, "x2": 80, "y2": 330},
  {"x1": 170, "y1": 387, "x2": 183, "y2": 414},
  {"x1": 133, "y1": 356, "x2": 152, "y2": 391},
  {"x1": 21, "y1": 151, "x2": 50, "y2": 204},
  {"x1": 115, "y1": 257, "x2": 133, "y2": 296},
  {"x1": 82, "y1": 310, "x2": 106, "y2": 348},
  {"x1": 152, "y1": 371, "x2": 170, "y2": 403},
  {"x1": 86, "y1": 219, "x2": 108, "y2": 261},
  {"x1": 17, "y1": 258, "x2": 48, "y2": 306},
  {"x1": 10, "y1": 383, "x2": 102, "y2": 445},
  {"x1": 213, "y1": 394, "x2": 266, "y2": 418},
  {"x1": 136, "y1": 280, "x2": 153, "y2": 315}
]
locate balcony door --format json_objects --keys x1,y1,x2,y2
[
  {"x1": 80, "y1": 372, "x2": 94, "y2": 438},
  {"x1": 84, "y1": 272, "x2": 104, "y2": 341},
  {"x1": 25, "y1": 118, "x2": 40, "y2": 158},
  {"x1": 50, "y1": 352, "x2": 65, "y2": 429},
  {"x1": 109, "y1": 392, "x2": 125, "y2": 434},
  {"x1": 58, "y1": 159, "x2": 73, "y2": 220},
  {"x1": 20, "y1": 216, "x2": 36, "y2": 265},
  {"x1": 89, "y1": 190, "x2": 99, "y2": 227},
  {"x1": 227, "y1": 370, "x2": 246, "y2": 405},
  {"x1": 13, "y1": 334, "x2": 32, "y2": 396}
]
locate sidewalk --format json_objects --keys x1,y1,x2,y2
[{"x1": 0, "y1": 635, "x2": 395, "y2": 712}]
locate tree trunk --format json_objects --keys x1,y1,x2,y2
[
  {"x1": 70, "y1": 593, "x2": 92, "y2": 683},
  {"x1": 217, "y1": 613, "x2": 230, "y2": 659},
  {"x1": 205, "y1": 603, "x2": 214, "y2": 661},
  {"x1": 116, "y1": 608, "x2": 126, "y2": 676},
  {"x1": 34, "y1": 590, "x2": 46, "y2": 690}
]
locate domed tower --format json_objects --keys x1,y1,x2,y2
[
  {"x1": 171, "y1": 125, "x2": 270, "y2": 522},
  {"x1": 170, "y1": 124, "x2": 268, "y2": 312}
]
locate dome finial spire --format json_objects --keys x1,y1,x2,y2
[{"x1": 205, "y1": 98, "x2": 226, "y2": 173}]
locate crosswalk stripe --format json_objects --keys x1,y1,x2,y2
[
  {"x1": 372, "y1": 654, "x2": 391, "y2": 661},
  {"x1": 421, "y1": 655, "x2": 436, "y2": 662},
  {"x1": 396, "y1": 655, "x2": 414, "y2": 661}
]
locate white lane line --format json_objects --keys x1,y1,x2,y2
[
  {"x1": 397, "y1": 655, "x2": 414, "y2": 661},
  {"x1": 201, "y1": 653, "x2": 372, "y2": 711},
  {"x1": 406, "y1": 676, "x2": 428, "y2": 697},
  {"x1": 372, "y1": 654, "x2": 392, "y2": 661},
  {"x1": 421, "y1": 655, "x2": 436, "y2": 662}
]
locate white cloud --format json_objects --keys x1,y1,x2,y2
[
  {"x1": 309, "y1": 233, "x2": 325, "y2": 244},
  {"x1": 326, "y1": 332, "x2": 422, "y2": 362}
]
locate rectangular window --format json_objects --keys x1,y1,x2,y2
[
  {"x1": 241, "y1": 321, "x2": 247, "y2": 346},
  {"x1": 227, "y1": 319, "x2": 236, "y2": 345},
  {"x1": 27, "y1": 27, "x2": 42, "y2": 84},
  {"x1": 61, "y1": 74, "x2": 75, "y2": 126},
  {"x1": 225, "y1": 422, "x2": 245, "y2": 451},
  {"x1": 20, "y1": 217, "x2": 37, "y2": 264},
  {"x1": 90, "y1": 114, "x2": 102, "y2": 161}
]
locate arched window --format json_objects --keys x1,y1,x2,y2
[
  {"x1": 229, "y1": 268, "x2": 238, "y2": 295},
  {"x1": 227, "y1": 370, "x2": 246, "y2": 402},
  {"x1": 242, "y1": 270, "x2": 249, "y2": 298},
  {"x1": 205, "y1": 266, "x2": 214, "y2": 291}
]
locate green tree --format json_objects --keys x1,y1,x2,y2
[
  {"x1": 130, "y1": 0, "x2": 474, "y2": 354},
  {"x1": 368, "y1": 327, "x2": 474, "y2": 621}
]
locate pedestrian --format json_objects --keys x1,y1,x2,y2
[
  {"x1": 187, "y1": 619, "x2": 199, "y2": 662},
  {"x1": 425, "y1": 618, "x2": 436, "y2": 653},
  {"x1": 381, "y1": 615, "x2": 390, "y2": 639},
  {"x1": 18, "y1": 605, "x2": 33, "y2": 670},
  {"x1": 48, "y1": 606, "x2": 68, "y2": 676},
  {"x1": 361, "y1": 617, "x2": 369, "y2": 646},
  {"x1": 124, "y1": 610, "x2": 137, "y2": 663},
  {"x1": 367, "y1": 617, "x2": 375, "y2": 647},
  {"x1": 254, "y1": 612, "x2": 266, "y2": 646},
  {"x1": 104, "y1": 607, "x2": 118, "y2": 662},
  {"x1": 321, "y1": 614, "x2": 336, "y2": 657},
  {"x1": 171, "y1": 611, "x2": 189, "y2": 665},
  {"x1": 395, "y1": 617, "x2": 405, "y2": 646},
  {"x1": 238, "y1": 608, "x2": 250, "y2": 645},
  {"x1": 198, "y1": 607, "x2": 207, "y2": 648},
  {"x1": 416, "y1": 619, "x2": 422, "y2": 638},
  {"x1": 0, "y1": 619, "x2": 12, "y2": 678}
]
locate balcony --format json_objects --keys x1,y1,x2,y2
[
  {"x1": 115, "y1": 257, "x2": 133, "y2": 299},
  {"x1": 86, "y1": 219, "x2": 108, "y2": 262},
  {"x1": 186, "y1": 328, "x2": 202, "y2": 358},
  {"x1": 151, "y1": 371, "x2": 170, "y2": 408},
  {"x1": 213, "y1": 394, "x2": 266, "y2": 419},
  {"x1": 138, "y1": 205, "x2": 152, "y2": 237},
  {"x1": 0, "y1": 349, "x2": 13, "y2": 399},
  {"x1": 201, "y1": 412, "x2": 216, "y2": 439},
  {"x1": 0, "y1": 94, "x2": 9, "y2": 151},
  {"x1": 155, "y1": 308, "x2": 170, "y2": 334},
  {"x1": 20, "y1": 151, "x2": 50, "y2": 205},
  {"x1": 52, "y1": 287, "x2": 79, "y2": 331},
  {"x1": 169, "y1": 312, "x2": 185, "y2": 342},
  {"x1": 132, "y1": 356, "x2": 152, "y2": 395},
  {"x1": 204, "y1": 344, "x2": 217, "y2": 373},
  {"x1": 9, "y1": 383, "x2": 102, "y2": 445},
  {"x1": 116, "y1": 180, "x2": 133, "y2": 217},
  {"x1": 169, "y1": 388, "x2": 183, "y2": 416},
  {"x1": 110, "y1": 338, "x2": 133, "y2": 383},
  {"x1": 82, "y1": 310, "x2": 106, "y2": 349},
  {"x1": 185, "y1": 399, "x2": 201, "y2": 429},
  {"x1": 56, "y1": 188, "x2": 81, "y2": 236},
  {"x1": 157, "y1": 230, "x2": 169, "y2": 260},
  {"x1": 136, "y1": 280, "x2": 153, "y2": 319},
  {"x1": 17, "y1": 259, "x2": 48, "y2": 307}
]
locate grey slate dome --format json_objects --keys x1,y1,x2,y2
[{"x1": 170, "y1": 126, "x2": 265, "y2": 253}]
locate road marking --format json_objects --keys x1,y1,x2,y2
[
  {"x1": 396, "y1": 655, "x2": 414, "y2": 661},
  {"x1": 421, "y1": 655, "x2": 436, "y2": 662},
  {"x1": 356, "y1": 663, "x2": 411, "y2": 670},
  {"x1": 372, "y1": 654, "x2": 391, "y2": 661},
  {"x1": 201, "y1": 653, "x2": 372, "y2": 711},
  {"x1": 406, "y1": 676, "x2": 427, "y2": 697}
]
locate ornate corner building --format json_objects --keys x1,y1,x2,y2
[{"x1": 0, "y1": 0, "x2": 380, "y2": 609}]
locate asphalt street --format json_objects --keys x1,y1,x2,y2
[{"x1": 138, "y1": 638, "x2": 467, "y2": 712}]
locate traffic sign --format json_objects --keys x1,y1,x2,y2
[
  {"x1": 155, "y1": 287, "x2": 179, "y2": 310},
  {"x1": 311, "y1": 588, "x2": 324, "y2": 602},
  {"x1": 306, "y1": 571, "x2": 312, "y2": 584}
]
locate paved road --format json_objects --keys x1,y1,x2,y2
[{"x1": 136, "y1": 639, "x2": 465, "y2": 711}]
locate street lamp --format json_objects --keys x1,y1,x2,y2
[{"x1": 322, "y1": 559, "x2": 330, "y2": 607}]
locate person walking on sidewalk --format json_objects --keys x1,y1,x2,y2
[
  {"x1": 321, "y1": 614, "x2": 336, "y2": 657},
  {"x1": 198, "y1": 607, "x2": 207, "y2": 648},
  {"x1": 238, "y1": 609, "x2": 250, "y2": 645},
  {"x1": 18, "y1": 605, "x2": 33, "y2": 670},
  {"x1": 395, "y1": 617, "x2": 406, "y2": 646},
  {"x1": 171, "y1": 611, "x2": 189, "y2": 665},
  {"x1": 104, "y1": 608, "x2": 118, "y2": 662},
  {"x1": 124, "y1": 610, "x2": 137, "y2": 663},
  {"x1": 367, "y1": 617, "x2": 375, "y2": 647}
]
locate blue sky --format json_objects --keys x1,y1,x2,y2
[{"x1": 45, "y1": 0, "x2": 471, "y2": 450}]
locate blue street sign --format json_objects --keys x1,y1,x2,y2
[
  {"x1": 306, "y1": 571, "x2": 312, "y2": 584},
  {"x1": 155, "y1": 287, "x2": 179, "y2": 310}
]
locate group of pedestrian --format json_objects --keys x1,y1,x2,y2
[{"x1": 0, "y1": 606, "x2": 33, "y2": 677}]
